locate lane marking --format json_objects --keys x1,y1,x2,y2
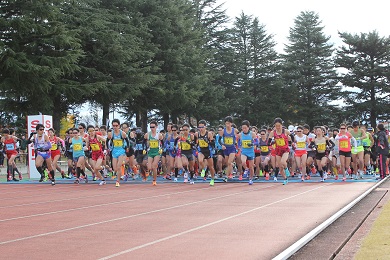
[
  {"x1": 98, "y1": 184, "x2": 331, "y2": 259},
  {"x1": 0, "y1": 184, "x2": 278, "y2": 245},
  {"x1": 0, "y1": 183, "x2": 259, "y2": 222}
]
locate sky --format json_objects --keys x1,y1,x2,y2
[{"x1": 221, "y1": 0, "x2": 390, "y2": 53}]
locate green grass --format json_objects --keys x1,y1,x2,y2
[{"x1": 355, "y1": 200, "x2": 390, "y2": 260}]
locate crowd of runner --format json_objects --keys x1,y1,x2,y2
[{"x1": 2, "y1": 117, "x2": 390, "y2": 186}]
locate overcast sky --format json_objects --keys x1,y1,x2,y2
[{"x1": 221, "y1": 0, "x2": 390, "y2": 53}]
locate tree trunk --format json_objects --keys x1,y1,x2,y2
[
  {"x1": 163, "y1": 112, "x2": 170, "y2": 130},
  {"x1": 52, "y1": 94, "x2": 62, "y2": 134},
  {"x1": 102, "y1": 102, "x2": 110, "y2": 127}
]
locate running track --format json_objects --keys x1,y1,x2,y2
[{"x1": 0, "y1": 180, "x2": 376, "y2": 259}]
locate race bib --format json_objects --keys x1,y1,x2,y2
[
  {"x1": 73, "y1": 143, "x2": 82, "y2": 151},
  {"x1": 181, "y1": 142, "x2": 191, "y2": 150},
  {"x1": 317, "y1": 143, "x2": 326, "y2": 151},
  {"x1": 362, "y1": 140, "x2": 368, "y2": 146},
  {"x1": 199, "y1": 139, "x2": 208, "y2": 148},
  {"x1": 297, "y1": 142, "x2": 306, "y2": 148},
  {"x1": 356, "y1": 139, "x2": 362, "y2": 146},
  {"x1": 340, "y1": 140, "x2": 348, "y2": 149},
  {"x1": 242, "y1": 140, "x2": 252, "y2": 149},
  {"x1": 6, "y1": 144, "x2": 14, "y2": 151},
  {"x1": 51, "y1": 143, "x2": 58, "y2": 151},
  {"x1": 224, "y1": 137, "x2": 233, "y2": 145},
  {"x1": 90, "y1": 143, "x2": 100, "y2": 151},
  {"x1": 275, "y1": 138, "x2": 285, "y2": 146},
  {"x1": 261, "y1": 146, "x2": 269, "y2": 152},
  {"x1": 113, "y1": 139, "x2": 123, "y2": 147},
  {"x1": 149, "y1": 140, "x2": 159, "y2": 149}
]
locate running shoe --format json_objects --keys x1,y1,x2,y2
[
  {"x1": 13, "y1": 178, "x2": 19, "y2": 182},
  {"x1": 320, "y1": 178, "x2": 324, "y2": 182},
  {"x1": 74, "y1": 178, "x2": 79, "y2": 184},
  {"x1": 99, "y1": 180, "x2": 106, "y2": 186},
  {"x1": 265, "y1": 173, "x2": 270, "y2": 181},
  {"x1": 273, "y1": 176, "x2": 278, "y2": 182},
  {"x1": 61, "y1": 171, "x2": 65, "y2": 179},
  {"x1": 93, "y1": 176, "x2": 98, "y2": 181},
  {"x1": 19, "y1": 174, "x2": 23, "y2": 181},
  {"x1": 239, "y1": 175, "x2": 243, "y2": 181},
  {"x1": 115, "y1": 181, "x2": 120, "y2": 187},
  {"x1": 209, "y1": 179, "x2": 214, "y2": 186},
  {"x1": 243, "y1": 169, "x2": 249, "y2": 178},
  {"x1": 8, "y1": 175, "x2": 13, "y2": 181},
  {"x1": 189, "y1": 179, "x2": 194, "y2": 185},
  {"x1": 283, "y1": 179, "x2": 288, "y2": 185},
  {"x1": 301, "y1": 177, "x2": 304, "y2": 182},
  {"x1": 153, "y1": 180, "x2": 157, "y2": 186},
  {"x1": 223, "y1": 177, "x2": 228, "y2": 182},
  {"x1": 51, "y1": 180, "x2": 55, "y2": 186},
  {"x1": 285, "y1": 168, "x2": 290, "y2": 177},
  {"x1": 228, "y1": 173, "x2": 233, "y2": 179},
  {"x1": 334, "y1": 175, "x2": 339, "y2": 180},
  {"x1": 200, "y1": 169, "x2": 206, "y2": 178},
  {"x1": 184, "y1": 178, "x2": 188, "y2": 183},
  {"x1": 174, "y1": 177, "x2": 178, "y2": 182},
  {"x1": 84, "y1": 176, "x2": 88, "y2": 183},
  {"x1": 342, "y1": 177, "x2": 346, "y2": 182},
  {"x1": 248, "y1": 179, "x2": 253, "y2": 185}
]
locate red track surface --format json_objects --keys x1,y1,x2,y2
[{"x1": 0, "y1": 181, "x2": 375, "y2": 259}]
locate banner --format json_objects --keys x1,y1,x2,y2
[{"x1": 27, "y1": 115, "x2": 53, "y2": 179}]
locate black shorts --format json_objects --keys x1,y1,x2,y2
[
  {"x1": 126, "y1": 148, "x2": 134, "y2": 157},
  {"x1": 66, "y1": 151, "x2": 73, "y2": 160},
  {"x1": 339, "y1": 150, "x2": 352, "y2": 158},
  {"x1": 135, "y1": 153, "x2": 148, "y2": 164},
  {"x1": 181, "y1": 152, "x2": 194, "y2": 162},
  {"x1": 217, "y1": 149, "x2": 224, "y2": 157},
  {"x1": 315, "y1": 152, "x2": 327, "y2": 161},
  {"x1": 199, "y1": 149, "x2": 212, "y2": 159},
  {"x1": 255, "y1": 152, "x2": 261, "y2": 158},
  {"x1": 307, "y1": 151, "x2": 316, "y2": 158},
  {"x1": 161, "y1": 151, "x2": 167, "y2": 157}
]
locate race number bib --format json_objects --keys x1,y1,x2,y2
[
  {"x1": 113, "y1": 139, "x2": 123, "y2": 147},
  {"x1": 51, "y1": 143, "x2": 58, "y2": 150},
  {"x1": 224, "y1": 137, "x2": 233, "y2": 145},
  {"x1": 260, "y1": 146, "x2": 269, "y2": 152},
  {"x1": 6, "y1": 144, "x2": 14, "y2": 151},
  {"x1": 199, "y1": 139, "x2": 208, "y2": 148},
  {"x1": 297, "y1": 142, "x2": 306, "y2": 149},
  {"x1": 90, "y1": 143, "x2": 100, "y2": 151},
  {"x1": 340, "y1": 140, "x2": 348, "y2": 149},
  {"x1": 73, "y1": 143, "x2": 82, "y2": 151},
  {"x1": 242, "y1": 140, "x2": 252, "y2": 149},
  {"x1": 356, "y1": 139, "x2": 362, "y2": 146},
  {"x1": 317, "y1": 143, "x2": 326, "y2": 152},
  {"x1": 181, "y1": 142, "x2": 191, "y2": 150},
  {"x1": 275, "y1": 138, "x2": 285, "y2": 146},
  {"x1": 149, "y1": 140, "x2": 159, "y2": 149}
]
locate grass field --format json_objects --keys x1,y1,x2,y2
[{"x1": 355, "y1": 199, "x2": 390, "y2": 259}]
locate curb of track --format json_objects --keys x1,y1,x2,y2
[{"x1": 273, "y1": 176, "x2": 389, "y2": 260}]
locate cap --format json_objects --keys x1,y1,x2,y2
[
  {"x1": 367, "y1": 127, "x2": 373, "y2": 131},
  {"x1": 288, "y1": 125, "x2": 294, "y2": 132}
]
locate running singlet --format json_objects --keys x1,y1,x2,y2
[
  {"x1": 338, "y1": 133, "x2": 352, "y2": 152},
  {"x1": 198, "y1": 131, "x2": 209, "y2": 150},
  {"x1": 223, "y1": 128, "x2": 236, "y2": 147},
  {"x1": 89, "y1": 137, "x2": 102, "y2": 152},
  {"x1": 295, "y1": 135, "x2": 307, "y2": 150},
  {"x1": 259, "y1": 138, "x2": 270, "y2": 155},
  {"x1": 4, "y1": 137, "x2": 16, "y2": 152},
  {"x1": 274, "y1": 130, "x2": 289, "y2": 149},
  {"x1": 240, "y1": 132, "x2": 254, "y2": 157},
  {"x1": 72, "y1": 137, "x2": 84, "y2": 158},
  {"x1": 350, "y1": 129, "x2": 363, "y2": 147},
  {"x1": 180, "y1": 136, "x2": 192, "y2": 152},
  {"x1": 50, "y1": 137, "x2": 60, "y2": 151},
  {"x1": 315, "y1": 138, "x2": 327, "y2": 153}
]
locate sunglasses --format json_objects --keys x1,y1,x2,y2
[
  {"x1": 172, "y1": 129, "x2": 177, "y2": 131},
  {"x1": 296, "y1": 131, "x2": 302, "y2": 132},
  {"x1": 183, "y1": 129, "x2": 189, "y2": 131},
  {"x1": 340, "y1": 128, "x2": 346, "y2": 130},
  {"x1": 72, "y1": 132, "x2": 78, "y2": 134},
  {"x1": 198, "y1": 126, "x2": 205, "y2": 129},
  {"x1": 88, "y1": 130, "x2": 94, "y2": 133},
  {"x1": 150, "y1": 126, "x2": 156, "y2": 128}
]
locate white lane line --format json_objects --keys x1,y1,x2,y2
[
  {"x1": 0, "y1": 184, "x2": 277, "y2": 245},
  {"x1": 273, "y1": 178, "x2": 388, "y2": 260},
  {"x1": 98, "y1": 184, "x2": 332, "y2": 259},
  {"x1": 0, "y1": 183, "x2": 189, "y2": 209},
  {"x1": 0, "y1": 183, "x2": 253, "y2": 222}
]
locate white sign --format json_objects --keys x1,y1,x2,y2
[{"x1": 27, "y1": 115, "x2": 53, "y2": 179}]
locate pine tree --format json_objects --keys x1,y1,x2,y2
[
  {"x1": 336, "y1": 31, "x2": 390, "y2": 128},
  {"x1": 282, "y1": 11, "x2": 339, "y2": 127}
]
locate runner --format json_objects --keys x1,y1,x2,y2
[
  {"x1": 2, "y1": 128, "x2": 20, "y2": 182},
  {"x1": 87, "y1": 125, "x2": 107, "y2": 185},
  {"x1": 267, "y1": 118, "x2": 291, "y2": 185},
  {"x1": 48, "y1": 128, "x2": 66, "y2": 178},
  {"x1": 107, "y1": 119, "x2": 129, "y2": 187},
  {"x1": 258, "y1": 129, "x2": 271, "y2": 180},
  {"x1": 350, "y1": 121, "x2": 367, "y2": 179},
  {"x1": 145, "y1": 121, "x2": 164, "y2": 186},
  {"x1": 312, "y1": 126, "x2": 335, "y2": 182},
  {"x1": 70, "y1": 127, "x2": 88, "y2": 184},
  {"x1": 376, "y1": 123, "x2": 389, "y2": 180},
  {"x1": 335, "y1": 123, "x2": 357, "y2": 181},
  {"x1": 293, "y1": 125, "x2": 310, "y2": 181},
  {"x1": 28, "y1": 124, "x2": 55, "y2": 185},
  {"x1": 238, "y1": 120, "x2": 258, "y2": 185},
  {"x1": 177, "y1": 123, "x2": 195, "y2": 184},
  {"x1": 196, "y1": 120, "x2": 216, "y2": 186},
  {"x1": 221, "y1": 116, "x2": 236, "y2": 182}
]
